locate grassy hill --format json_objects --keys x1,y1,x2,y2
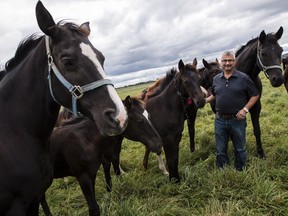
[{"x1": 42, "y1": 73, "x2": 288, "y2": 216}]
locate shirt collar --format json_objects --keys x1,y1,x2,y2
[{"x1": 220, "y1": 69, "x2": 239, "y2": 78}]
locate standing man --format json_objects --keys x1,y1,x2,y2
[{"x1": 205, "y1": 51, "x2": 259, "y2": 171}]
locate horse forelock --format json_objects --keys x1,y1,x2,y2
[
  {"x1": 185, "y1": 63, "x2": 197, "y2": 71},
  {"x1": 57, "y1": 20, "x2": 86, "y2": 35},
  {"x1": 266, "y1": 33, "x2": 279, "y2": 44}
]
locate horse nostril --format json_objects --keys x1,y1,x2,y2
[
  {"x1": 103, "y1": 109, "x2": 118, "y2": 125},
  {"x1": 272, "y1": 76, "x2": 284, "y2": 87}
]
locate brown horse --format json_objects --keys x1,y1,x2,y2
[
  {"x1": 41, "y1": 96, "x2": 162, "y2": 216},
  {"x1": 0, "y1": 2, "x2": 127, "y2": 215},
  {"x1": 140, "y1": 59, "x2": 205, "y2": 182}
]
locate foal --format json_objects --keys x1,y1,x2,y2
[{"x1": 42, "y1": 96, "x2": 162, "y2": 216}]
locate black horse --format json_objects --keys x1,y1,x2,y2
[
  {"x1": 0, "y1": 2, "x2": 128, "y2": 215},
  {"x1": 235, "y1": 27, "x2": 284, "y2": 158}
]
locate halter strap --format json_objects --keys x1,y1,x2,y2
[
  {"x1": 45, "y1": 36, "x2": 113, "y2": 116},
  {"x1": 173, "y1": 74, "x2": 191, "y2": 124},
  {"x1": 256, "y1": 43, "x2": 282, "y2": 79}
]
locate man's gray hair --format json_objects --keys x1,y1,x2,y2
[{"x1": 221, "y1": 51, "x2": 235, "y2": 58}]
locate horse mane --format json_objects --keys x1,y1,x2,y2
[
  {"x1": 236, "y1": 33, "x2": 279, "y2": 57},
  {"x1": 236, "y1": 37, "x2": 257, "y2": 57},
  {"x1": 5, "y1": 34, "x2": 43, "y2": 72},
  {"x1": 137, "y1": 68, "x2": 177, "y2": 101}
]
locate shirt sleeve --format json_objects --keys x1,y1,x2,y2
[{"x1": 245, "y1": 76, "x2": 259, "y2": 97}]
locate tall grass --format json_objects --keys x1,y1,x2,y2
[{"x1": 42, "y1": 73, "x2": 288, "y2": 216}]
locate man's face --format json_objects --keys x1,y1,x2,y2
[{"x1": 221, "y1": 54, "x2": 235, "y2": 73}]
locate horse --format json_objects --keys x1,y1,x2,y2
[
  {"x1": 234, "y1": 26, "x2": 284, "y2": 158},
  {"x1": 40, "y1": 96, "x2": 162, "y2": 216},
  {"x1": 140, "y1": 59, "x2": 205, "y2": 182},
  {"x1": 0, "y1": 1, "x2": 128, "y2": 215},
  {"x1": 282, "y1": 56, "x2": 288, "y2": 92},
  {"x1": 185, "y1": 58, "x2": 222, "y2": 152}
]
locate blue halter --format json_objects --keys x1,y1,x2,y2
[{"x1": 45, "y1": 36, "x2": 113, "y2": 116}]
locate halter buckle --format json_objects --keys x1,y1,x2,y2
[{"x1": 70, "y1": 85, "x2": 84, "y2": 99}]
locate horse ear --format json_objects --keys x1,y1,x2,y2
[
  {"x1": 275, "y1": 26, "x2": 283, "y2": 40},
  {"x1": 178, "y1": 59, "x2": 185, "y2": 71},
  {"x1": 123, "y1": 95, "x2": 132, "y2": 110},
  {"x1": 193, "y1": 58, "x2": 197, "y2": 67},
  {"x1": 36, "y1": 1, "x2": 58, "y2": 38},
  {"x1": 259, "y1": 30, "x2": 266, "y2": 44},
  {"x1": 80, "y1": 22, "x2": 91, "y2": 37},
  {"x1": 202, "y1": 59, "x2": 211, "y2": 69}
]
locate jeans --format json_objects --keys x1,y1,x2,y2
[{"x1": 214, "y1": 115, "x2": 247, "y2": 171}]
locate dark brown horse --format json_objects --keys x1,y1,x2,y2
[
  {"x1": 0, "y1": 2, "x2": 127, "y2": 215},
  {"x1": 235, "y1": 27, "x2": 284, "y2": 158},
  {"x1": 140, "y1": 59, "x2": 205, "y2": 182},
  {"x1": 41, "y1": 96, "x2": 162, "y2": 216},
  {"x1": 282, "y1": 56, "x2": 288, "y2": 92}
]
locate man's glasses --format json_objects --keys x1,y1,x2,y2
[{"x1": 221, "y1": 59, "x2": 235, "y2": 63}]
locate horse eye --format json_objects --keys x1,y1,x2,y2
[{"x1": 61, "y1": 57, "x2": 73, "y2": 67}]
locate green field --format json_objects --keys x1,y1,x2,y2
[{"x1": 42, "y1": 73, "x2": 288, "y2": 216}]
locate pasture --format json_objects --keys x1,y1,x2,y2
[{"x1": 42, "y1": 73, "x2": 288, "y2": 216}]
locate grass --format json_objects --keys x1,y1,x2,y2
[{"x1": 42, "y1": 73, "x2": 288, "y2": 216}]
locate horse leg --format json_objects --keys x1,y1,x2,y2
[
  {"x1": 102, "y1": 158, "x2": 112, "y2": 192},
  {"x1": 112, "y1": 138, "x2": 123, "y2": 176},
  {"x1": 142, "y1": 146, "x2": 150, "y2": 170},
  {"x1": 250, "y1": 101, "x2": 266, "y2": 159},
  {"x1": 185, "y1": 104, "x2": 197, "y2": 152},
  {"x1": 156, "y1": 152, "x2": 169, "y2": 175},
  {"x1": 77, "y1": 174, "x2": 100, "y2": 216},
  {"x1": 163, "y1": 136, "x2": 181, "y2": 183}
]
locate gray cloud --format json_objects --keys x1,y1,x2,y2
[{"x1": 1, "y1": 0, "x2": 288, "y2": 82}]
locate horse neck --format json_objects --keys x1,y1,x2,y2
[
  {"x1": 236, "y1": 42, "x2": 260, "y2": 79},
  {"x1": 149, "y1": 78, "x2": 185, "y2": 116},
  {"x1": 0, "y1": 39, "x2": 60, "y2": 139}
]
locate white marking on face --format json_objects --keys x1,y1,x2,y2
[
  {"x1": 107, "y1": 85, "x2": 128, "y2": 128},
  {"x1": 143, "y1": 110, "x2": 149, "y2": 120},
  {"x1": 80, "y1": 43, "x2": 106, "y2": 78},
  {"x1": 80, "y1": 43, "x2": 127, "y2": 128}
]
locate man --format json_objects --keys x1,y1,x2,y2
[{"x1": 205, "y1": 51, "x2": 259, "y2": 171}]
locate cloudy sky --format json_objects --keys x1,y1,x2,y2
[{"x1": 1, "y1": 0, "x2": 288, "y2": 86}]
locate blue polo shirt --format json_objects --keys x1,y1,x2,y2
[{"x1": 212, "y1": 69, "x2": 259, "y2": 115}]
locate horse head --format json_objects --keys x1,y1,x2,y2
[
  {"x1": 35, "y1": 1, "x2": 128, "y2": 136},
  {"x1": 201, "y1": 59, "x2": 222, "y2": 94},
  {"x1": 177, "y1": 59, "x2": 205, "y2": 108},
  {"x1": 122, "y1": 96, "x2": 162, "y2": 154},
  {"x1": 257, "y1": 26, "x2": 284, "y2": 87}
]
